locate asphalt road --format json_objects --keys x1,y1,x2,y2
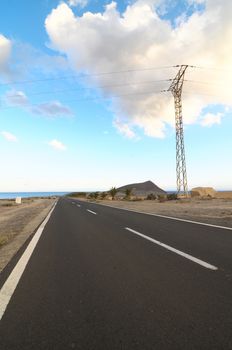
[{"x1": 0, "y1": 197, "x2": 232, "y2": 349}]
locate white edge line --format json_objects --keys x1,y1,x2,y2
[
  {"x1": 85, "y1": 201, "x2": 232, "y2": 231},
  {"x1": 87, "y1": 209, "x2": 97, "y2": 215},
  {"x1": 125, "y1": 227, "x2": 218, "y2": 271},
  {"x1": 0, "y1": 201, "x2": 57, "y2": 321}
]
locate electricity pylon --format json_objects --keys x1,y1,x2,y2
[{"x1": 168, "y1": 65, "x2": 189, "y2": 196}]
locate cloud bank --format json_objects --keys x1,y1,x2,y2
[{"x1": 45, "y1": 0, "x2": 232, "y2": 138}]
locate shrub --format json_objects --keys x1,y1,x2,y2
[
  {"x1": 146, "y1": 193, "x2": 157, "y2": 200},
  {"x1": 167, "y1": 193, "x2": 178, "y2": 200},
  {"x1": 87, "y1": 192, "x2": 95, "y2": 199},
  {"x1": 158, "y1": 194, "x2": 167, "y2": 202},
  {"x1": 109, "y1": 187, "x2": 118, "y2": 200},
  {"x1": 93, "y1": 192, "x2": 99, "y2": 199},
  {"x1": 124, "y1": 188, "x2": 132, "y2": 200},
  {"x1": 100, "y1": 192, "x2": 107, "y2": 200}
]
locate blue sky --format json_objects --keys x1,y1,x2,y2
[{"x1": 0, "y1": 0, "x2": 231, "y2": 191}]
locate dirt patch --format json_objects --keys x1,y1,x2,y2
[
  {"x1": 0, "y1": 198, "x2": 56, "y2": 273},
  {"x1": 216, "y1": 191, "x2": 232, "y2": 199}
]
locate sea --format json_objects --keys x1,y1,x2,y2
[{"x1": 0, "y1": 192, "x2": 69, "y2": 200}]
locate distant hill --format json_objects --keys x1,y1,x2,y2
[{"x1": 117, "y1": 180, "x2": 166, "y2": 196}]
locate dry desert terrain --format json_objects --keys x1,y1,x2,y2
[
  {"x1": 86, "y1": 197, "x2": 232, "y2": 228},
  {"x1": 0, "y1": 198, "x2": 55, "y2": 272}
]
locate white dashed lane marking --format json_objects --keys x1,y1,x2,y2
[
  {"x1": 125, "y1": 227, "x2": 218, "y2": 271},
  {"x1": 87, "y1": 209, "x2": 97, "y2": 215}
]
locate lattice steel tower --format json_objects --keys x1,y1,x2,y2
[{"x1": 168, "y1": 65, "x2": 189, "y2": 196}]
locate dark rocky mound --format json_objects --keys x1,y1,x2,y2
[{"x1": 117, "y1": 180, "x2": 166, "y2": 196}]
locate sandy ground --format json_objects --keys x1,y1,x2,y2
[
  {"x1": 0, "y1": 198, "x2": 55, "y2": 273},
  {"x1": 84, "y1": 198, "x2": 232, "y2": 228}
]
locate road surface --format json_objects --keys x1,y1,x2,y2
[{"x1": 0, "y1": 198, "x2": 232, "y2": 349}]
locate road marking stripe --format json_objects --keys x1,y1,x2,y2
[
  {"x1": 87, "y1": 209, "x2": 97, "y2": 215},
  {"x1": 125, "y1": 227, "x2": 218, "y2": 271},
  {"x1": 0, "y1": 202, "x2": 57, "y2": 321},
  {"x1": 90, "y1": 201, "x2": 232, "y2": 231},
  {"x1": 76, "y1": 204, "x2": 81, "y2": 207}
]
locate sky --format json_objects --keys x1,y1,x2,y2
[{"x1": 0, "y1": 0, "x2": 231, "y2": 192}]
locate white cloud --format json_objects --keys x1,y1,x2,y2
[
  {"x1": 14, "y1": 41, "x2": 70, "y2": 75},
  {"x1": 1, "y1": 131, "x2": 18, "y2": 142},
  {"x1": 32, "y1": 101, "x2": 72, "y2": 117},
  {"x1": 68, "y1": 0, "x2": 88, "y2": 7},
  {"x1": 200, "y1": 112, "x2": 222, "y2": 127},
  {"x1": 5, "y1": 90, "x2": 28, "y2": 107},
  {"x1": 0, "y1": 34, "x2": 12, "y2": 76},
  {"x1": 113, "y1": 118, "x2": 136, "y2": 139},
  {"x1": 45, "y1": 1, "x2": 232, "y2": 138},
  {"x1": 0, "y1": 37, "x2": 70, "y2": 84},
  {"x1": 4, "y1": 90, "x2": 72, "y2": 117},
  {"x1": 48, "y1": 139, "x2": 67, "y2": 150}
]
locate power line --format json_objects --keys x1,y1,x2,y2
[
  {"x1": 0, "y1": 66, "x2": 175, "y2": 87},
  {"x1": 2, "y1": 80, "x2": 230, "y2": 111},
  {"x1": 193, "y1": 66, "x2": 232, "y2": 72},
  {"x1": 1, "y1": 65, "x2": 230, "y2": 88},
  {"x1": 2, "y1": 79, "x2": 170, "y2": 98},
  {"x1": 182, "y1": 91, "x2": 232, "y2": 99},
  {"x1": 0, "y1": 89, "x2": 166, "y2": 111},
  {"x1": 185, "y1": 79, "x2": 228, "y2": 87}
]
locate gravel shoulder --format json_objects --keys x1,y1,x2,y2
[{"x1": 0, "y1": 198, "x2": 56, "y2": 273}]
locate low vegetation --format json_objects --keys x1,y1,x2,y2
[
  {"x1": 167, "y1": 193, "x2": 178, "y2": 200},
  {"x1": 158, "y1": 195, "x2": 167, "y2": 202},
  {"x1": 146, "y1": 193, "x2": 177, "y2": 201},
  {"x1": 73, "y1": 188, "x2": 177, "y2": 202},
  {"x1": 68, "y1": 192, "x2": 87, "y2": 198},
  {"x1": 146, "y1": 193, "x2": 157, "y2": 200},
  {"x1": 93, "y1": 192, "x2": 99, "y2": 200},
  {"x1": 100, "y1": 192, "x2": 107, "y2": 200},
  {"x1": 1, "y1": 203, "x2": 14, "y2": 207},
  {"x1": 87, "y1": 192, "x2": 100, "y2": 200}
]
